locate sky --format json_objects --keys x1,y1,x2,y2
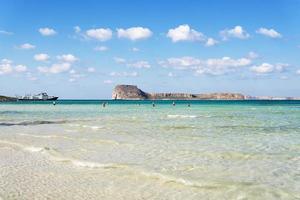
[{"x1": 0, "y1": 0, "x2": 300, "y2": 99}]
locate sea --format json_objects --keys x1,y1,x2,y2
[{"x1": 0, "y1": 100, "x2": 299, "y2": 200}]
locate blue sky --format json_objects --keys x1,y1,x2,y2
[{"x1": 0, "y1": 0, "x2": 300, "y2": 99}]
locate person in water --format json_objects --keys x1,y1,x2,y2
[
  {"x1": 53, "y1": 101, "x2": 56, "y2": 106},
  {"x1": 172, "y1": 101, "x2": 175, "y2": 106}
]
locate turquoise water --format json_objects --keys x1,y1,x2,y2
[{"x1": 0, "y1": 100, "x2": 299, "y2": 199}]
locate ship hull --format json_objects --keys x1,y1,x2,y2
[{"x1": 18, "y1": 97, "x2": 58, "y2": 101}]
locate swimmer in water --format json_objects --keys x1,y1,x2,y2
[
  {"x1": 53, "y1": 101, "x2": 56, "y2": 106},
  {"x1": 152, "y1": 102, "x2": 155, "y2": 107},
  {"x1": 172, "y1": 101, "x2": 175, "y2": 106}
]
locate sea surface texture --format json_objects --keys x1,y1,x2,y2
[{"x1": 0, "y1": 100, "x2": 299, "y2": 200}]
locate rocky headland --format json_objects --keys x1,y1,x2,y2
[
  {"x1": 0, "y1": 95, "x2": 17, "y2": 102},
  {"x1": 112, "y1": 85, "x2": 245, "y2": 100}
]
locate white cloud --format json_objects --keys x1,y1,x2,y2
[
  {"x1": 132, "y1": 47, "x2": 140, "y2": 52},
  {"x1": 297, "y1": 70, "x2": 300, "y2": 75},
  {"x1": 127, "y1": 61, "x2": 150, "y2": 69},
  {"x1": 110, "y1": 71, "x2": 138, "y2": 77},
  {"x1": 247, "y1": 51, "x2": 259, "y2": 59},
  {"x1": 167, "y1": 24, "x2": 205, "y2": 42},
  {"x1": 117, "y1": 27, "x2": 152, "y2": 41},
  {"x1": 0, "y1": 59, "x2": 13, "y2": 74},
  {"x1": 87, "y1": 67, "x2": 95, "y2": 72},
  {"x1": 159, "y1": 57, "x2": 201, "y2": 70},
  {"x1": 68, "y1": 70, "x2": 85, "y2": 82},
  {"x1": 57, "y1": 54, "x2": 78, "y2": 63},
  {"x1": 220, "y1": 26, "x2": 250, "y2": 40},
  {"x1": 256, "y1": 28, "x2": 282, "y2": 38},
  {"x1": 34, "y1": 53, "x2": 50, "y2": 62},
  {"x1": 0, "y1": 59, "x2": 27, "y2": 75},
  {"x1": 86, "y1": 28, "x2": 112, "y2": 41},
  {"x1": 26, "y1": 73, "x2": 37, "y2": 81},
  {"x1": 15, "y1": 65, "x2": 27, "y2": 73},
  {"x1": 39, "y1": 27, "x2": 56, "y2": 36},
  {"x1": 69, "y1": 69, "x2": 76, "y2": 74},
  {"x1": 38, "y1": 63, "x2": 71, "y2": 74},
  {"x1": 251, "y1": 63, "x2": 274, "y2": 74},
  {"x1": 94, "y1": 46, "x2": 108, "y2": 51},
  {"x1": 275, "y1": 63, "x2": 289, "y2": 72},
  {"x1": 167, "y1": 72, "x2": 176, "y2": 77},
  {"x1": 0, "y1": 30, "x2": 13, "y2": 35},
  {"x1": 74, "y1": 26, "x2": 81, "y2": 33},
  {"x1": 159, "y1": 56, "x2": 252, "y2": 75},
  {"x1": 103, "y1": 80, "x2": 113, "y2": 84},
  {"x1": 18, "y1": 43, "x2": 35, "y2": 50},
  {"x1": 280, "y1": 75, "x2": 288, "y2": 80},
  {"x1": 205, "y1": 38, "x2": 218, "y2": 47},
  {"x1": 114, "y1": 57, "x2": 126, "y2": 64}
]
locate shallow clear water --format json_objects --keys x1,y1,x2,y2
[{"x1": 0, "y1": 100, "x2": 299, "y2": 199}]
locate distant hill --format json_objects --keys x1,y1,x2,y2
[
  {"x1": 112, "y1": 85, "x2": 245, "y2": 100},
  {"x1": 0, "y1": 95, "x2": 17, "y2": 102}
]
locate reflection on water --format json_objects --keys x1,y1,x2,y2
[{"x1": 0, "y1": 101, "x2": 299, "y2": 199}]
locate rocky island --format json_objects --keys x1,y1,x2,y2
[{"x1": 112, "y1": 85, "x2": 245, "y2": 100}]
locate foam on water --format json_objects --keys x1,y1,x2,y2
[{"x1": 167, "y1": 114, "x2": 198, "y2": 119}]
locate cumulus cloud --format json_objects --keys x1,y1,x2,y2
[
  {"x1": 114, "y1": 58, "x2": 151, "y2": 69},
  {"x1": 15, "y1": 65, "x2": 27, "y2": 73},
  {"x1": 103, "y1": 80, "x2": 113, "y2": 84},
  {"x1": 275, "y1": 63, "x2": 289, "y2": 72},
  {"x1": 247, "y1": 51, "x2": 259, "y2": 59},
  {"x1": 0, "y1": 30, "x2": 13, "y2": 35},
  {"x1": 114, "y1": 57, "x2": 127, "y2": 64},
  {"x1": 251, "y1": 63, "x2": 274, "y2": 74},
  {"x1": 0, "y1": 59, "x2": 27, "y2": 75},
  {"x1": 256, "y1": 28, "x2": 282, "y2": 38},
  {"x1": 127, "y1": 61, "x2": 150, "y2": 69},
  {"x1": 94, "y1": 46, "x2": 108, "y2": 51},
  {"x1": 74, "y1": 26, "x2": 81, "y2": 33},
  {"x1": 34, "y1": 53, "x2": 50, "y2": 62},
  {"x1": 0, "y1": 59, "x2": 13, "y2": 74},
  {"x1": 18, "y1": 43, "x2": 35, "y2": 50},
  {"x1": 38, "y1": 63, "x2": 71, "y2": 74},
  {"x1": 205, "y1": 38, "x2": 218, "y2": 47},
  {"x1": 39, "y1": 27, "x2": 56, "y2": 36},
  {"x1": 109, "y1": 71, "x2": 138, "y2": 77},
  {"x1": 220, "y1": 26, "x2": 250, "y2": 40},
  {"x1": 131, "y1": 47, "x2": 140, "y2": 52},
  {"x1": 87, "y1": 67, "x2": 95, "y2": 72},
  {"x1": 86, "y1": 28, "x2": 112, "y2": 41},
  {"x1": 117, "y1": 27, "x2": 152, "y2": 41},
  {"x1": 57, "y1": 54, "x2": 78, "y2": 63},
  {"x1": 167, "y1": 24, "x2": 205, "y2": 42},
  {"x1": 167, "y1": 72, "x2": 176, "y2": 77},
  {"x1": 251, "y1": 63, "x2": 290, "y2": 74},
  {"x1": 159, "y1": 56, "x2": 252, "y2": 75}
]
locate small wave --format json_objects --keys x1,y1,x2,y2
[
  {"x1": 69, "y1": 124, "x2": 103, "y2": 130},
  {"x1": 18, "y1": 133, "x2": 72, "y2": 140},
  {"x1": 0, "y1": 140, "x2": 125, "y2": 169},
  {"x1": 0, "y1": 140, "x2": 47, "y2": 153},
  {"x1": 139, "y1": 171, "x2": 220, "y2": 189},
  {"x1": 0, "y1": 120, "x2": 68, "y2": 126},
  {"x1": 167, "y1": 115, "x2": 197, "y2": 119}
]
